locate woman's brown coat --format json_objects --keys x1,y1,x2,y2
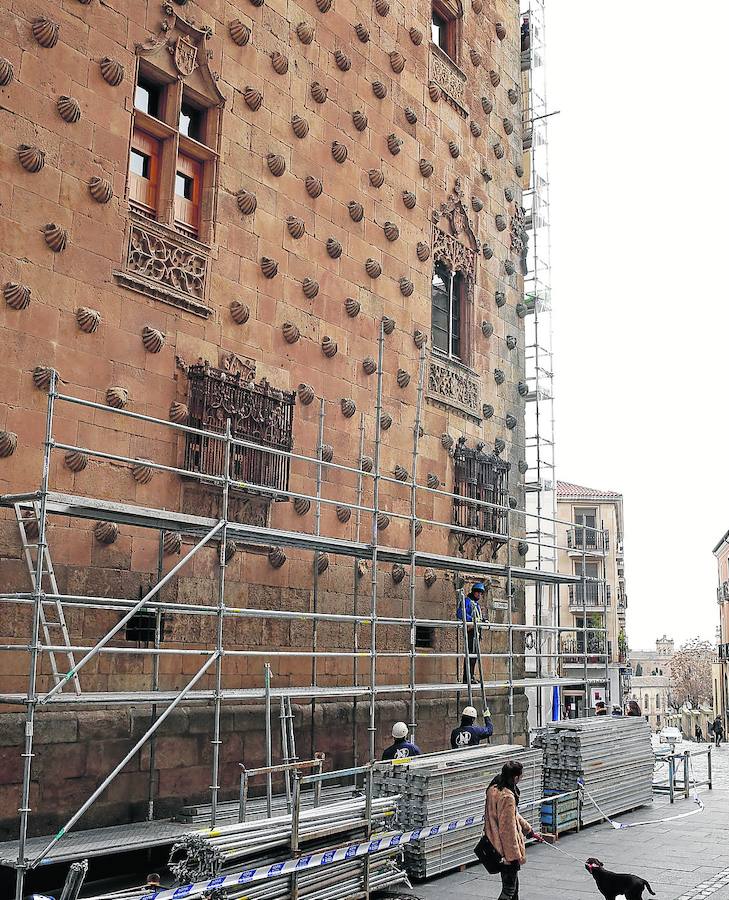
[{"x1": 484, "y1": 784, "x2": 533, "y2": 865}]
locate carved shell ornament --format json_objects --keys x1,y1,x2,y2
[
  {"x1": 481, "y1": 320, "x2": 494, "y2": 338},
  {"x1": 493, "y1": 142, "x2": 505, "y2": 159},
  {"x1": 106, "y1": 386, "x2": 129, "y2": 409},
  {"x1": 94, "y1": 521, "x2": 119, "y2": 545},
  {"x1": 305, "y1": 176, "x2": 323, "y2": 198},
  {"x1": 483, "y1": 244, "x2": 494, "y2": 260},
  {"x1": 509, "y1": 336, "x2": 520, "y2": 352},
  {"x1": 495, "y1": 290, "x2": 506, "y2": 308},
  {"x1": 389, "y1": 51, "x2": 405, "y2": 74},
  {"x1": 32, "y1": 17, "x2": 59, "y2": 48},
  {"x1": 394, "y1": 464, "x2": 408, "y2": 482},
  {"x1": 33, "y1": 366, "x2": 55, "y2": 390},
  {"x1": 413, "y1": 329, "x2": 427, "y2": 349},
  {"x1": 441, "y1": 433, "x2": 453, "y2": 450},
  {"x1": 504, "y1": 187, "x2": 515, "y2": 202},
  {"x1": 18, "y1": 145, "x2": 45, "y2": 173},
  {"x1": 380, "y1": 412, "x2": 392, "y2": 430},
  {"x1": 472, "y1": 196, "x2": 483, "y2": 212},
  {"x1": 237, "y1": 190, "x2": 257, "y2": 215},
  {"x1": 352, "y1": 110, "x2": 368, "y2": 132},
  {"x1": 496, "y1": 21, "x2": 507, "y2": 40},
  {"x1": 348, "y1": 201, "x2": 364, "y2": 222},
  {"x1": 224, "y1": 541, "x2": 239, "y2": 563},
  {"x1": 494, "y1": 437, "x2": 506, "y2": 455},
  {"x1": 495, "y1": 214, "x2": 507, "y2": 231},
  {"x1": 419, "y1": 159, "x2": 433, "y2": 178},
  {"x1": 229, "y1": 20, "x2": 251, "y2": 46},
  {"x1": 89, "y1": 176, "x2": 113, "y2": 203},
  {"x1": 369, "y1": 169, "x2": 384, "y2": 188},
  {"x1": 331, "y1": 141, "x2": 348, "y2": 163},
  {"x1": 365, "y1": 258, "x2": 381, "y2": 278},
  {"x1": 404, "y1": 107, "x2": 417, "y2": 125},
  {"x1": 321, "y1": 444, "x2": 334, "y2": 462},
  {"x1": 230, "y1": 300, "x2": 250, "y2": 324},
  {"x1": 470, "y1": 121, "x2": 482, "y2": 138},
  {"x1": 296, "y1": 21, "x2": 315, "y2": 43},
  {"x1": 506, "y1": 414, "x2": 517, "y2": 430},
  {"x1": 43, "y1": 224, "x2": 68, "y2": 252},
  {"x1": 286, "y1": 216, "x2": 305, "y2": 239},
  {"x1": 402, "y1": 191, "x2": 416, "y2": 210},
  {"x1": 294, "y1": 496, "x2": 311, "y2": 515},
  {"x1": 427, "y1": 473, "x2": 440, "y2": 489},
  {"x1": 57, "y1": 96, "x2": 81, "y2": 123},
  {"x1": 311, "y1": 82, "x2": 328, "y2": 103},
  {"x1": 489, "y1": 70, "x2": 500, "y2": 87},
  {"x1": 470, "y1": 48, "x2": 482, "y2": 67},
  {"x1": 0, "y1": 431, "x2": 18, "y2": 458},
  {"x1": 326, "y1": 237, "x2": 342, "y2": 258},
  {"x1": 377, "y1": 512, "x2": 390, "y2": 530},
  {"x1": 334, "y1": 50, "x2": 351, "y2": 71},
  {"x1": 65, "y1": 450, "x2": 88, "y2": 472},
  {"x1": 387, "y1": 133, "x2": 403, "y2": 155},
  {"x1": 268, "y1": 547, "x2": 287, "y2": 569},
  {"x1": 448, "y1": 141, "x2": 460, "y2": 158},
  {"x1": 4, "y1": 282, "x2": 31, "y2": 311},
  {"x1": 416, "y1": 242, "x2": 430, "y2": 262},
  {"x1": 321, "y1": 336, "x2": 338, "y2": 358},
  {"x1": 410, "y1": 27, "x2": 423, "y2": 45},
  {"x1": 345, "y1": 297, "x2": 361, "y2": 317},
  {"x1": 382, "y1": 316, "x2": 395, "y2": 334},
  {"x1": 302, "y1": 277, "x2": 319, "y2": 299},
  {"x1": 361, "y1": 455, "x2": 373, "y2": 473},
  {"x1": 131, "y1": 460, "x2": 154, "y2": 484},
  {"x1": 266, "y1": 153, "x2": 285, "y2": 177},
  {"x1": 392, "y1": 563, "x2": 406, "y2": 584},
  {"x1": 316, "y1": 552, "x2": 330, "y2": 574},
  {"x1": 503, "y1": 117, "x2": 514, "y2": 136},
  {"x1": 316, "y1": 0, "x2": 332, "y2": 11},
  {"x1": 364, "y1": 354, "x2": 378, "y2": 374},
  {"x1": 100, "y1": 57, "x2": 124, "y2": 87},
  {"x1": 341, "y1": 398, "x2": 356, "y2": 418},
  {"x1": 518, "y1": 459, "x2": 529, "y2": 474},
  {"x1": 142, "y1": 325, "x2": 165, "y2": 352},
  {"x1": 396, "y1": 369, "x2": 410, "y2": 388},
  {"x1": 482, "y1": 403, "x2": 494, "y2": 419},
  {"x1": 399, "y1": 276, "x2": 414, "y2": 297},
  {"x1": 282, "y1": 322, "x2": 300, "y2": 343},
  {"x1": 428, "y1": 81, "x2": 441, "y2": 102},
  {"x1": 375, "y1": 0, "x2": 390, "y2": 14},
  {"x1": 260, "y1": 257, "x2": 278, "y2": 278},
  {"x1": 291, "y1": 115, "x2": 309, "y2": 138},
  {"x1": 508, "y1": 88, "x2": 519, "y2": 105},
  {"x1": 372, "y1": 81, "x2": 387, "y2": 99},
  {"x1": 383, "y1": 221, "x2": 399, "y2": 242},
  {"x1": 494, "y1": 368, "x2": 505, "y2": 385},
  {"x1": 0, "y1": 57, "x2": 14, "y2": 86},
  {"x1": 297, "y1": 383, "x2": 315, "y2": 405},
  {"x1": 505, "y1": 259, "x2": 516, "y2": 276},
  {"x1": 244, "y1": 86, "x2": 262, "y2": 111},
  {"x1": 169, "y1": 401, "x2": 189, "y2": 424},
  {"x1": 270, "y1": 51, "x2": 288, "y2": 75},
  {"x1": 163, "y1": 531, "x2": 182, "y2": 555},
  {"x1": 482, "y1": 97, "x2": 494, "y2": 115},
  {"x1": 354, "y1": 23, "x2": 370, "y2": 42},
  {"x1": 424, "y1": 568, "x2": 437, "y2": 587}
]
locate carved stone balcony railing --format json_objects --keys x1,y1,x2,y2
[
  {"x1": 428, "y1": 355, "x2": 481, "y2": 420},
  {"x1": 114, "y1": 214, "x2": 212, "y2": 318},
  {"x1": 428, "y1": 43, "x2": 467, "y2": 117}
]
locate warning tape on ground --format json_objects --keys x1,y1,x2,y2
[{"x1": 138, "y1": 814, "x2": 486, "y2": 900}]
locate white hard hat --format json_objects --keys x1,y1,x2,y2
[
  {"x1": 462, "y1": 706, "x2": 478, "y2": 719},
  {"x1": 392, "y1": 721, "x2": 409, "y2": 739}
]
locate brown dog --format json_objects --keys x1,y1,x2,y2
[{"x1": 585, "y1": 857, "x2": 656, "y2": 900}]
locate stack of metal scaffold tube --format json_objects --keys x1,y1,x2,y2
[
  {"x1": 539, "y1": 716, "x2": 654, "y2": 827},
  {"x1": 374, "y1": 744, "x2": 544, "y2": 880}
]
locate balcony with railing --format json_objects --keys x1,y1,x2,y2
[
  {"x1": 718, "y1": 582, "x2": 729, "y2": 604},
  {"x1": 561, "y1": 636, "x2": 608, "y2": 666},
  {"x1": 567, "y1": 526, "x2": 609, "y2": 554},
  {"x1": 719, "y1": 643, "x2": 729, "y2": 661},
  {"x1": 568, "y1": 582, "x2": 611, "y2": 610}
]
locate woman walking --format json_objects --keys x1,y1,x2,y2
[
  {"x1": 626, "y1": 700, "x2": 642, "y2": 717},
  {"x1": 484, "y1": 760, "x2": 542, "y2": 899}
]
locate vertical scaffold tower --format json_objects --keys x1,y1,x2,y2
[{"x1": 520, "y1": 0, "x2": 559, "y2": 728}]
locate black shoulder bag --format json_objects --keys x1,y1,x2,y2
[{"x1": 474, "y1": 834, "x2": 502, "y2": 874}]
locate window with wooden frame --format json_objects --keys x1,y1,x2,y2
[
  {"x1": 128, "y1": 59, "x2": 221, "y2": 243},
  {"x1": 431, "y1": 0, "x2": 462, "y2": 63},
  {"x1": 431, "y1": 261, "x2": 465, "y2": 361}
]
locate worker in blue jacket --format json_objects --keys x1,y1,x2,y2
[
  {"x1": 450, "y1": 705, "x2": 493, "y2": 749},
  {"x1": 457, "y1": 582, "x2": 485, "y2": 682},
  {"x1": 382, "y1": 722, "x2": 422, "y2": 760}
]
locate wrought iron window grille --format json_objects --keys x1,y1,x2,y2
[{"x1": 451, "y1": 437, "x2": 510, "y2": 558}]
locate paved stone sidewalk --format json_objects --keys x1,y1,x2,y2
[{"x1": 394, "y1": 781, "x2": 729, "y2": 900}]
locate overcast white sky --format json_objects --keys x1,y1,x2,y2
[{"x1": 544, "y1": 2, "x2": 726, "y2": 650}]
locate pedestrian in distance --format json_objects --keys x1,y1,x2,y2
[
  {"x1": 457, "y1": 582, "x2": 485, "y2": 683},
  {"x1": 695, "y1": 723, "x2": 704, "y2": 743},
  {"x1": 713, "y1": 716, "x2": 724, "y2": 748},
  {"x1": 594, "y1": 700, "x2": 608, "y2": 716},
  {"x1": 451, "y1": 705, "x2": 493, "y2": 749},
  {"x1": 484, "y1": 760, "x2": 544, "y2": 900},
  {"x1": 611, "y1": 705, "x2": 623, "y2": 716},
  {"x1": 626, "y1": 700, "x2": 642, "y2": 717},
  {"x1": 381, "y1": 721, "x2": 421, "y2": 761}
]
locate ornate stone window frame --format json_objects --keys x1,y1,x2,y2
[
  {"x1": 428, "y1": 179, "x2": 482, "y2": 421},
  {"x1": 114, "y1": 5, "x2": 225, "y2": 316}
]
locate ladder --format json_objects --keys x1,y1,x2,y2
[{"x1": 14, "y1": 502, "x2": 81, "y2": 694}]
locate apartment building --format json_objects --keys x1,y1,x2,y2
[{"x1": 556, "y1": 481, "x2": 629, "y2": 715}]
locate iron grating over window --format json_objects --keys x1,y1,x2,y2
[
  {"x1": 452, "y1": 438, "x2": 510, "y2": 558},
  {"x1": 184, "y1": 361, "x2": 295, "y2": 497}
]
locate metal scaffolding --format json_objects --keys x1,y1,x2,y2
[{"x1": 0, "y1": 325, "x2": 611, "y2": 900}]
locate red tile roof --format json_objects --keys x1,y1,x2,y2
[{"x1": 556, "y1": 480, "x2": 622, "y2": 500}]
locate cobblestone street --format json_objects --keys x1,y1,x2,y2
[{"x1": 397, "y1": 743, "x2": 729, "y2": 900}]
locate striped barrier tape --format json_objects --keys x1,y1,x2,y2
[
  {"x1": 138, "y1": 814, "x2": 486, "y2": 899},
  {"x1": 577, "y1": 778, "x2": 705, "y2": 829}
]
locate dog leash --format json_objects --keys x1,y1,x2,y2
[{"x1": 538, "y1": 837, "x2": 584, "y2": 865}]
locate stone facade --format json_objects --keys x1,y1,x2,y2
[{"x1": 0, "y1": 0, "x2": 527, "y2": 834}]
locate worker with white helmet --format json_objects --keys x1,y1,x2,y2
[
  {"x1": 382, "y1": 721, "x2": 422, "y2": 760},
  {"x1": 450, "y1": 705, "x2": 493, "y2": 749}
]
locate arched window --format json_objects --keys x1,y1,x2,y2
[
  {"x1": 655, "y1": 694, "x2": 660, "y2": 711},
  {"x1": 644, "y1": 694, "x2": 649, "y2": 713}
]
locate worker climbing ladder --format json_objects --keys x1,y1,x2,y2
[
  {"x1": 13, "y1": 501, "x2": 81, "y2": 694},
  {"x1": 456, "y1": 587, "x2": 489, "y2": 726}
]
